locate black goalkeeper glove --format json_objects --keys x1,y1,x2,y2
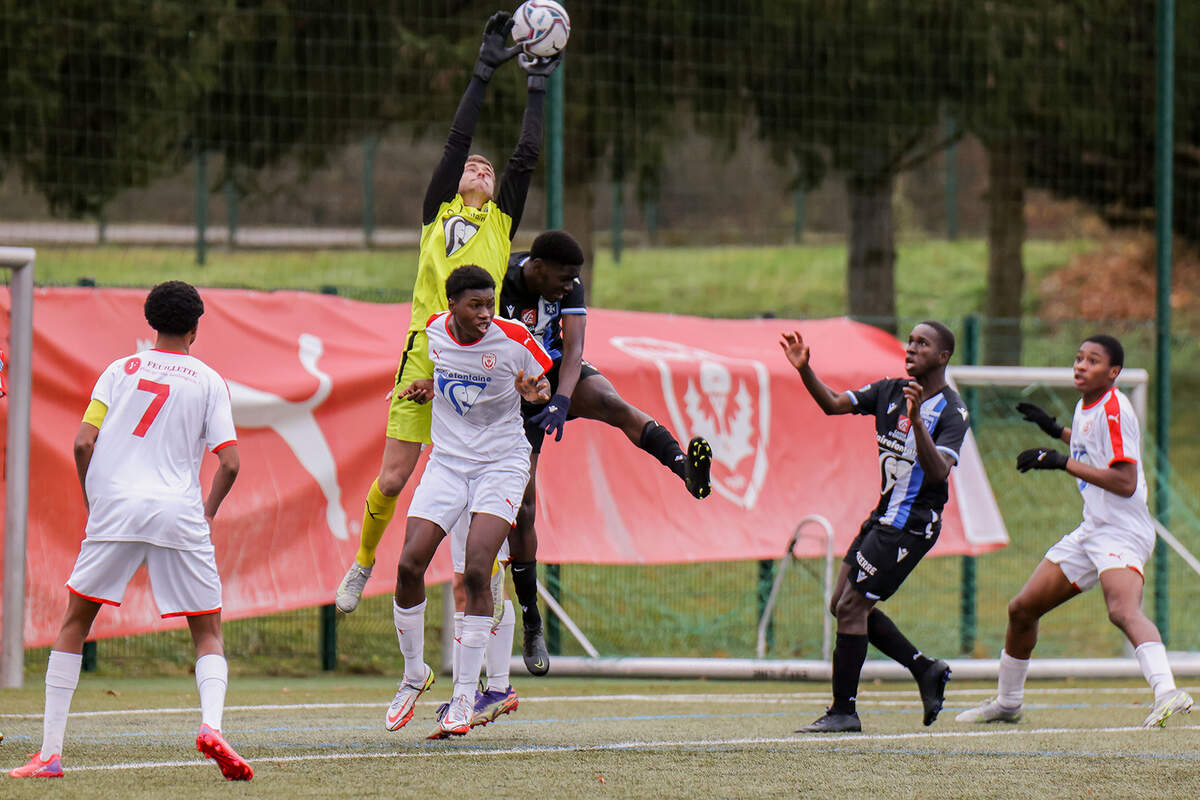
[
  {"x1": 1016, "y1": 401, "x2": 1064, "y2": 440},
  {"x1": 519, "y1": 51, "x2": 563, "y2": 92},
  {"x1": 529, "y1": 393, "x2": 570, "y2": 442},
  {"x1": 1016, "y1": 447, "x2": 1069, "y2": 473},
  {"x1": 473, "y1": 11, "x2": 521, "y2": 82}
]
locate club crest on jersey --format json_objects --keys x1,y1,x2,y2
[
  {"x1": 443, "y1": 215, "x2": 480, "y2": 257},
  {"x1": 897, "y1": 415, "x2": 911, "y2": 434},
  {"x1": 481, "y1": 352, "x2": 497, "y2": 370},
  {"x1": 124, "y1": 357, "x2": 142, "y2": 374},
  {"x1": 436, "y1": 372, "x2": 489, "y2": 416},
  {"x1": 521, "y1": 308, "x2": 537, "y2": 327},
  {"x1": 609, "y1": 336, "x2": 770, "y2": 509}
]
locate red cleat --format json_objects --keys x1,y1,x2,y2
[
  {"x1": 9, "y1": 752, "x2": 63, "y2": 778},
  {"x1": 196, "y1": 724, "x2": 253, "y2": 781}
]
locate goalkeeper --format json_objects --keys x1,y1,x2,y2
[
  {"x1": 957, "y1": 335, "x2": 1192, "y2": 728},
  {"x1": 335, "y1": 10, "x2": 561, "y2": 613}
]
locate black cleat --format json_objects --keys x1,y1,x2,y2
[
  {"x1": 796, "y1": 708, "x2": 862, "y2": 733},
  {"x1": 522, "y1": 625, "x2": 550, "y2": 676},
  {"x1": 916, "y1": 658, "x2": 952, "y2": 726},
  {"x1": 684, "y1": 437, "x2": 712, "y2": 499}
]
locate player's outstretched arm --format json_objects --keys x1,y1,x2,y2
[
  {"x1": 73, "y1": 422, "x2": 100, "y2": 510},
  {"x1": 1016, "y1": 447, "x2": 1137, "y2": 497},
  {"x1": 204, "y1": 445, "x2": 240, "y2": 524},
  {"x1": 780, "y1": 331, "x2": 853, "y2": 415},
  {"x1": 422, "y1": 13, "x2": 520, "y2": 225},
  {"x1": 1016, "y1": 401, "x2": 1070, "y2": 443},
  {"x1": 496, "y1": 53, "x2": 562, "y2": 236}
]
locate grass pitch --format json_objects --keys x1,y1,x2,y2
[{"x1": 2, "y1": 676, "x2": 1198, "y2": 799}]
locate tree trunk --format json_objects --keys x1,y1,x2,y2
[
  {"x1": 984, "y1": 139, "x2": 1026, "y2": 366},
  {"x1": 846, "y1": 173, "x2": 897, "y2": 335}
]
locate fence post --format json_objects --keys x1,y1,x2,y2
[
  {"x1": 544, "y1": 564, "x2": 561, "y2": 655},
  {"x1": 757, "y1": 559, "x2": 776, "y2": 653},
  {"x1": 81, "y1": 640, "x2": 97, "y2": 673},
  {"x1": 960, "y1": 313, "x2": 980, "y2": 654},
  {"x1": 793, "y1": 188, "x2": 806, "y2": 242},
  {"x1": 225, "y1": 178, "x2": 239, "y2": 249},
  {"x1": 543, "y1": 63, "x2": 565, "y2": 655},
  {"x1": 195, "y1": 150, "x2": 208, "y2": 266},
  {"x1": 363, "y1": 135, "x2": 377, "y2": 247},
  {"x1": 611, "y1": 180, "x2": 624, "y2": 265},
  {"x1": 320, "y1": 605, "x2": 337, "y2": 671},
  {"x1": 945, "y1": 116, "x2": 959, "y2": 240}
]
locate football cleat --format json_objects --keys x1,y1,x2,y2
[
  {"x1": 955, "y1": 698, "x2": 1023, "y2": 724},
  {"x1": 796, "y1": 708, "x2": 862, "y2": 733},
  {"x1": 1143, "y1": 688, "x2": 1194, "y2": 728},
  {"x1": 490, "y1": 559, "x2": 506, "y2": 632},
  {"x1": 8, "y1": 752, "x2": 63, "y2": 778},
  {"x1": 335, "y1": 562, "x2": 372, "y2": 613},
  {"x1": 684, "y1": 437, "x2": 712, "y2": 499},
  {"x1": 385, "y1": 664, "x2": 435, "y2": 731},
  {"x1": 522, "y1": 624, "x2": 550, "y2": 676},
  {"x1": 471, "y1": 685, "x2": 519, "y2": 727},
  {"x1": 916, "y1": 658, "x2": 952, "y2": 726},
  {"x1": 196, "y1": 725, "x2": 253, "y2": 781},
  {"x1": 427, "y1": 694, "x2": 472, "y2": 739}
]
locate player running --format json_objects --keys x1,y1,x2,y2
[
  {"x1": 334, "y1": 10, "x2": 561, "y2": 614},
  {"x1": 9, "y1": 282, "x2": 251, "y2": 781},
  {"x1": 781, "y1": 321, "x2": 966, "y2": 733},
  {"x1": 500, "y1": 230, "x2": 714, "y2": 675},
  {"x1": 384, "y1": 266, "x2": 551, "y2": 738},
  {"x1": 957, "y1": 335, "x2": 1194, "y2": 728}
]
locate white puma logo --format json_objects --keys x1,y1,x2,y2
[{"x1": 226, "y1": 334, "x2": 348, "y2": 540}]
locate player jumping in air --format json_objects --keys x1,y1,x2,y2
[
  {"x1": 334, "y1": 10, "x2": 561, "y2": 614},
  {"x1": 9, "y1": 282, "x2": 250, "y2": 781},
  {"x1": 957, "y1": 335, "x2": 1193, "y2": 728},
  {"x1": 384, "y1": 266, "x2": 551, "y2": 738},
  {"x1": 499, "y1": 229, "x2": 713, "y2": 674},
  {"x1": 781, "y1": 321, "x2": 965, "y2": 733}
]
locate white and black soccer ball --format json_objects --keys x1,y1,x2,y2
[{"x1": 511, "y1": 0, "x2": 570, "y2": 58}]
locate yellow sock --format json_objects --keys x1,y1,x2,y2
[{"x1": 355, "y1": 479, "x2": 398, "y2": 567}]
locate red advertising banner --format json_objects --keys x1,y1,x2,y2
[{"x1": 0, "y1": 288, "x2": 1006, "y2": 647}]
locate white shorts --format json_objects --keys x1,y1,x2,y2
[
  {"x1": 407, "y1": 452, "x2": 529, "y2": 535},
  {"x1": 1044, "y1": 523, "x2": 1155, "y2": 592},
  {"x1": 66, "y1": 539, "x2": 222, "y2": 617},
  {"x1": 449, "y1": 510, "x2": 511, "y2": 573}
]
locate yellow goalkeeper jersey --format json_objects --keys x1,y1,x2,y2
[{"x1": 410, "y1": 195, "x2": 513, "y2": 335}]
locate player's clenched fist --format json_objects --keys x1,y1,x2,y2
[
  {"x1": 779, "y1": 331, "x2": 811, "y2": 372},
  {"x1": 903, "y1": 380, "x2": 924, "y2": 419}
]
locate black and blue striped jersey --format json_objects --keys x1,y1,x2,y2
[
  {"x1": 498, "y1": 252, "x2": 586, "y2": 362},
  {"x1": 847, "y1": 378, "x2": 969, "y2": 535}
]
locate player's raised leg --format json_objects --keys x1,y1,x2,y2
[
  {"x1": 867, "y1": 609, "x2": 951, "y2": 726},
  {"x1": 336, "y1": 437, "x2": 424, "y2": 613},
  {"x1": 570, "y1": 373, "x2": 711, "y2": 499},
  {"x1": 386, "y1": 517, "x2": 445, "y2": 731}
]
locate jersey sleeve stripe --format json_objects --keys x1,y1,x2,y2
[
  {"x1": 1103, "y1": 391, "x2": 1126, "y2": 462},
  {"x1": 936, "y1": 445, "x2": 960, "y2": 463},
  {"x1": 492, "y1": 318, "x2": 554, "y2": 372},
  {"x1": 212, "y1": 440, "x2": 237, "y2": 454},
  {"x1": 560, "y1": 308, "x2": 587, "y2": 314}
]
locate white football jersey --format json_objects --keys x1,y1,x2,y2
[
  {"x1": 84, "y1": 349, "x2": 237, "y2": 550},
  {"x1": 1069, "y1": 386, "x2": 1154, "y2": 537},
  {"x1": 424, "y1": 312, "x2": 552, "y2": 463}
]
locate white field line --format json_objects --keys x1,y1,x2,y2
[
  {"x1": 65, "y1": 723, "x2": 1200, "y2": 773},
  {"x1": 0, "y1": 686, "x2": 1172, "y2": 721}
]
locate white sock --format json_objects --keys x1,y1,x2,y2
[
  {"x1": 456, "y1": 615, "x2": 491, "y2": 700},
  {"x1": 195, "y1": 653, "x2": 228, "y2": 731},
  {"x1": 452, "y1": 612, "x2": 465, "y2": 686},
  {"x1": 393, "y1": 599, "x2": 427, "y2": 685},
  {"x1": 997, "y1": 650, "x2": 1030, "y2": 709},
  {"x1": 41, "y1": 650, "x2": 82, "y2": 759},
  {"x1": 1135, "y1": 641, "x2": 1177, "y2": 702},
  {"x1": 485, "y1": 600, "x2": 515, "y2": 692}
]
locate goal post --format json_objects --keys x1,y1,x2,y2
[{"x1": 1, "y1": 246, "x2": 35, "y2": 689}]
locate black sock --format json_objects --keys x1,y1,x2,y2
[
  {"x1": 831, "y1": 632, "x2": 868, "y2": 714},
  {"x1": 509, "y1": 560, "x2": 542, "y2": 630},
  {"x1": 639, "y1": 421, "x2": 686, "y2": 479},
  {"x1": 867, "y1": 610, "x2": 933, "y2": 678}
]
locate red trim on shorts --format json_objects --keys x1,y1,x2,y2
[
  {"x1": 492, "y1": 318, "x2": 554, "y2": 372},
  {"x1": 67, "y1": 585, "x2": 120, "y2": 607},
  {"x1": 1103, "y1": 391, "x2": 1126, "y2": 461},
  {"x1": 211, "y1": 440, "x2": 236, "y2": 454},
  {"x1": 161, "y1": 607, "x2": 221, "y2": 619}
]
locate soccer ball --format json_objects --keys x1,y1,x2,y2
[{"x1": 511, "y1": 0, "x2": 571, "y2": 58}]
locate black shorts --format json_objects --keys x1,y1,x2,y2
[
  {"x1": 521, "y1": 359, "x2": 602, "y2": 454},
  {"x1": 842, "y1": 518, "x2": 939, "y2": 602}
]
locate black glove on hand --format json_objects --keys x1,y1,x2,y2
[
  {"x1": 1016, "y1": 401, "x2": 1064, "y2": 440},
  {"x1": 474, "y1": 11, "x2": 521, "y2": 82},
  {"x1": 519, "y1": 51, "x2": 563, "y2": 91},
  {"x1": 529, "y1": 393, "x2": 570, "y2": 442},
  {"x1": 1016, "y1": 447, "x2": 1069, "y2": 473}
]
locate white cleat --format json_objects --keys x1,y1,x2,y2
[
  {"x1": 1143, "y1": 688, "x2": 1194, "y2": 728},
  {"x1": 385, "y1": 664, "x2": 434, "y2": 731},
  {"x1": 954, "y1": 698, "x2": 1022, "y2": 724},
  {"x1": 335, "y1": 562, "x2": 372, "y2": 613},
  {"x1": 427, "y1": 694, "x2": 472, "y2": 739}
]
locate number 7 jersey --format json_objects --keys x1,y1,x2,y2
[{"x1": 83, "y1": 349, "x2": 237, "y2": 549}]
